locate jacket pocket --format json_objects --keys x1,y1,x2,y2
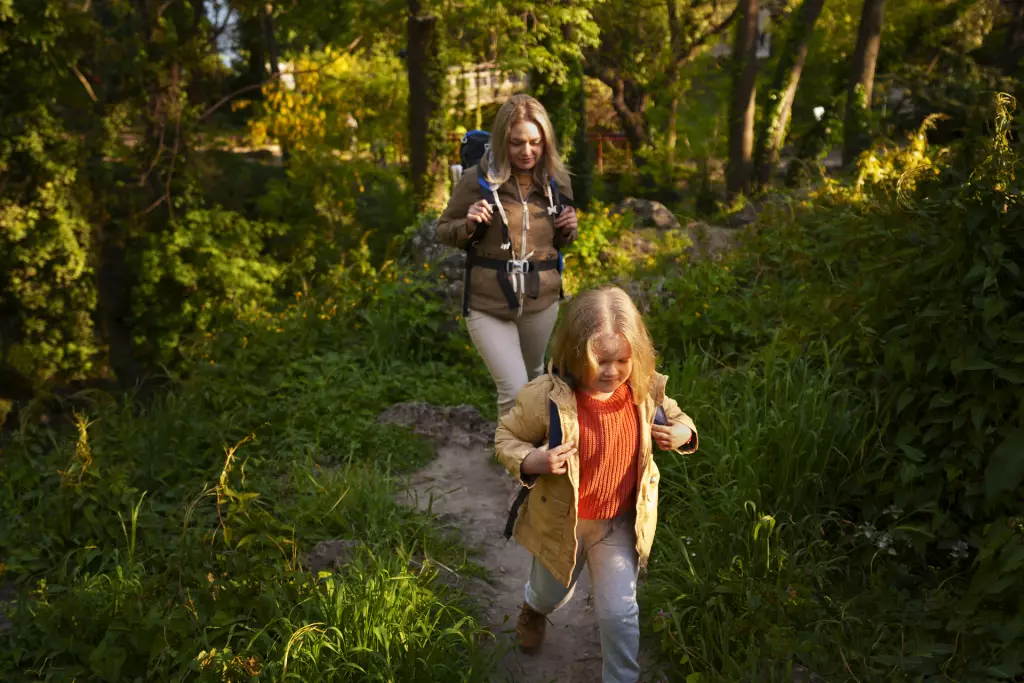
[{"x1": 530, "y1": 489, "x2": 571, "y2": 557}]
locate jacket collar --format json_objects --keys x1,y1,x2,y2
[{"x1": 547, "y1": 363, "x2": 666, "y2": 414}]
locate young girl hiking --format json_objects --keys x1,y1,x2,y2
[{"x1": 495, "y1": 286, "x2": 698, "y2": 683}]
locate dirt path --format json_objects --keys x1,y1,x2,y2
[{"x1": 380, "y1": 403, "x2": 617, "y2": 683}]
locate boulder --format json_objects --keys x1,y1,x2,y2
[
  {"x1": 683, "y1": 221, "x2": 742, "y2": 262},
  {"x1": 405, "y1": 216, "x2": 465, "y2": 309},
  {"x1": 307, "y1": 539, "x2": 363, "y2": 575},
  {"x1": 612, "y1": 198, "x2": 682, "y2": 232},
  {"x1": 723, "y1": 202, "x2": 758, "y2": 228}
]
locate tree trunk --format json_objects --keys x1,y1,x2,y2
[
  {"x1": 568, "y1": 59, "x2": 593, "y2": 210},
  {"x1": 241, "y1": 15, "x2": 266, "y2": 89},
  {"x1": 609, "y1": 77, "x2": 649, "y2": 157},
  {"x1": 262, "y1": 3, "x2": 289, "y2": 163},
  {"x1": 842, "y1": 0, "x2": 886, "y2": 166},
  {"x1": 754, "y1": 0, "x2": 825, "y2": 187},
  {"x1": 665, "y1": 0, "x2": 681, "y2": 167},
  {"x1": 407, "y1": 0, "x2": 448, "y2": 212},
  {"x1": 663, "y1": 73, "x2": 679, "y2": 166},
  {"x1": 727, "y1": 0, "x2": 759, "y2": 198},
  {"x1": 1005, "y1": 0, "x2": 1024, "y2": 74}
]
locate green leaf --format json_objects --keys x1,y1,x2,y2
[
  {"x1": 899, "y1": 442, "x2": 927, "y2": 463},
  {"x1": 896, "y1": 388, "x2": 915, "y2": 415},
  {"x1": 995, "y1": 367, "x2": 1024, "y2": 384},
  {"x1": 984, "y1": 429, "x2": 1024, "y2": 504}
]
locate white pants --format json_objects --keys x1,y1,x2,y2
[
  {"x1": 524, "y1": 513, "x2": 641, "y2": 683},
  {"x1": 466, "y1": 303, "x2": 560, "y2": 417}
]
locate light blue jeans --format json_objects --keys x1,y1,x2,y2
[{"x1": 524, "y1": 513, "x2": 641, "y2": 683}]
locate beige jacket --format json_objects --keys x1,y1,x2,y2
[
  {"x1": 436, "y1": 163, "x2": 575, "y2": 320},
  {"x1": 495, "y1": 371, "x2": 698, "y2": 587}
]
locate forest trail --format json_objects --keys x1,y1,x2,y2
[{"x1": 380, "y1": 402, "x2": 655, "y2": 683}]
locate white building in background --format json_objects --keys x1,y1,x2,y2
[
  {"x1": 710, "y1": 8, "x2": 772, "y2": 59},
  {"x1": 447, "y1": 63, "x2": 529, "y2": 112}
]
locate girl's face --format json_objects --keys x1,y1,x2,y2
[
  {"x1": 508, "y1": 120, "x2": 544, "y2": 172},
  {"x1": 583, "y1": 334, "x2": 633, "y2": 396}
]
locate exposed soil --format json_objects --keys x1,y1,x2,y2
[{"x1": 379, "y1": 402, "x2": 636, "y2": 683}]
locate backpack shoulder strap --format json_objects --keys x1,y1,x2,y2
[
  {"x1": 548, "y1": 397, "x2": 562, "y2": 448},
  {"x1": 503, "y1": 397, "x2": 560, "y2": 541},
  {"x1": 653, "y1": 405, "x2": 668, "y2": 426}
]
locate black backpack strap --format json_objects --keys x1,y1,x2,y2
[
  {"x1": 503, "y1": 398, "x2": 561, "y2": 540},
  {"x1": 548, "y1": 177, "x2": 567, "y2": 302}
]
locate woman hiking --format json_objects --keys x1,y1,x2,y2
[{"x1": 435, "y1": 94, "x2": 578, "y2": 417}]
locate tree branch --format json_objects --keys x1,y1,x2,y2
[
  {"x1": 676, "y1": 4, "x2": 739, "y2": 67},
  {"x1": 71, "y1": 63, "x2": 98, "y2": 103}
]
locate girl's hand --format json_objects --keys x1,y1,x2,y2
[
  {"x1": 521, "y1": 441, "x2": 577, "y2": 475},
  {"x1": 651, "y1": 422, "x2": 693, "y2": 451},
  {"x1": 554, "y1": 206, "x2": 577, "y2": 233},
  {"x1": 466, "y1": 199, "x2": 493, "y2": 225}
]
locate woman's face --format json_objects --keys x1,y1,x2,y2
[{"x1": 508, "y1": 120, "x2": 544, "y2": 172}]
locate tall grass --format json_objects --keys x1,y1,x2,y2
[{"x1": 643, "y1": 345, "x2": 887, "y2": 681}]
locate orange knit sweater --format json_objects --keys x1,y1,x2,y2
[{"x1": 575, "y1": 383, "x2": 640, "y2": 520}]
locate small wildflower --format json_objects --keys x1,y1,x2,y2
[
  {"x1": 949, "y1": 540, "x2": 969, "y2": 561},
  {"x1": 882, "y1": 505, "x2": 903, "y2": 518},
  {"x1": 695, "y1": 311, "x2": 701, "y2": 317}
]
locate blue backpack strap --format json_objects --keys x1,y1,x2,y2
[
  {"x1": 548, "y1": 398, "x2": 562, "y2": 448},
  {"x1": 503, "y1": 398, "x2": 560, "y2": 540},
  {"x1": 654, "y1": 405, "x2": 668, "y2": 426}
]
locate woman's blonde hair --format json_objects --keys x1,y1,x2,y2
[
  {"x1": 486, "y1": 94, "x2": 572, "y2": 191},
  {"x1": 549, "y1": 286, "x2": 656, "y2": 402}
]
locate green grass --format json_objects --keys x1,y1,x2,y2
[{"x1": 0, "y1": 268, "x2": 497, "y2": 681}]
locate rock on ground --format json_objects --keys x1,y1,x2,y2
[
  {"x1": 612, "y1": 198, "x2": 682, "y2": 232},
  {"x1": 405, "y1": 216, "x2": 466, "y2": 309}
]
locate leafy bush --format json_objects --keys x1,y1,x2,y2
[
  {"x1": 0, "y1": 108, "x2": 99, "y2": 392},
  {"x1": 131, "y1": 204, "x2": 287, "y2": 365}
]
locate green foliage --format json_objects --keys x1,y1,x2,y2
[
  {"x1": 0, "y1": 254, "x2": 494, "y2": 679},
  {"x1": 131, "y1": 204, "x2": 286, "y2": 366},
  {"x1": 0, "y1": 108, "x2": 98, "y2": 388},
  {"x1": 258, "y1": 158, "x2": 415, "y2": 282},
  {"x1": 638, "y1": 96, "x2": 1024, "y2": 681}
]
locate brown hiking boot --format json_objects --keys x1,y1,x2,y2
[{"x1": 515, "y1": 602, "x2": 546, "y2": 654}]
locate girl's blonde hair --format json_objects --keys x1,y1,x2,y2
[
  {"x1": 486, "y1": 94, "x2": 572, "y2": 191},
  {"x1": 549, "y1": 286, "x2": 656, "y2": 402}
]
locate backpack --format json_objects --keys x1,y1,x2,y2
[
  {"x1": 460, "y1": 130, "x2": 491, "y2": 169},
  {"x1": 449, "y1": 130, "x2": 491, "y2": 186}
]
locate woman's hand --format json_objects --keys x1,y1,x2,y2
[
  {"x1": 651, "y1": 422, "x2": 693, "y2": 451},
  {"x1": 554, "y1": 206, "x2": 577, "y2": 234},
  {"x1": 521, "y1": 441, "x2": 577, "y2": 475},
  {"x1": 466, "y1": 199, "x2": 493, "y2": 225}
]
